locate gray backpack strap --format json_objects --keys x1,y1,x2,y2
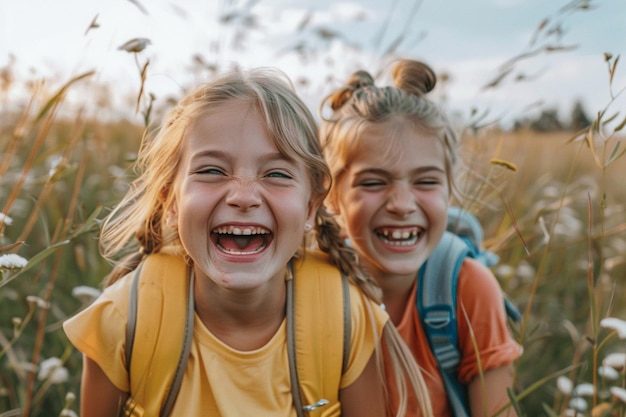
[
  {"x1": 341, "y1": 273, "x2": 351, "y2": 375},
  {"x1": 286, "y1": 270, "x2": 305, "y2": 417},
  {"x1": 417, "y1": 231, "x2": 471, "y2": 417},
  {"x1": 125, "y1": 264, "x2": 195, "y2": 417},
  {"x1": 125, "y1": 264, "x2": 142, "y2": 371}
]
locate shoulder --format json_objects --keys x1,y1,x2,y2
[
  {"x1": 459, "y1": 257, "x2": 500, "y2": 288},
  {"x1": 346, "y1": 281, "x2": 388, "y2": 329},
  {"x1": 62, "y1": 271, "x2": 135, "y2": 392},
  {"x1": 294, "y1": 248, "x2": 388, "y2": 330},
  {"x1": 64, "y1": 270, "x2": 134, "y2": 334},
  {"x1": 87, "y1": 270, "x2": 135, "y2": 312},
  {"x1": 455, "y1": 258, "x2": 511, "y2": 322}
]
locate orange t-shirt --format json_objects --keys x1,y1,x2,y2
[{"x1": 388, "y1": 258, "x2": 521, "y2": 417}]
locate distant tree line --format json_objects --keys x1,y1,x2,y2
[{"x1": 513, "y1": 100, "x2": 592, "y2": 132}]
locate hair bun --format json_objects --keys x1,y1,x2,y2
[
  {"x1": 346, "y1": 70, "x2": 375, "y2": 90},
  {"x1": 328, "y1": 70, "x2": 375, "y2": 111},
  {"x1": 392, "y1": 60, "x2": 436, "y2": 96}
]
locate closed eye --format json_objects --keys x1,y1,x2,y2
[
  {"x1": 417, "y1": 179, "x2": 440, "y2": 186},
  {"x1": 265, "y1": 170, "x2": 293, "y2": 179},
  {"x1": 359, "y1": 179, "x2": 386, "y2": 188},
  {"x1": 196, "y1": 167, "x2": 225, "y2": 176}
]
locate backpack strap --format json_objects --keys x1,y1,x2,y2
[
  {"x1": 417, "y1": 231, "x2": 471, "y2": 417},
  {"x1": 446, "y1": 207, "x2": 521, "y2": 323},
  {"x1": 419, "y1": 209, "x2": 522, "y2": 416},
  {"x1": 125, "y1": 253, "x2": 194, "y2": 417},
  {"x1": 288, "y1": 249, "x2": 351, "y2": 416}
]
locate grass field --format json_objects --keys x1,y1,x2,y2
[{"x1": 1, "y1": 48, "x2": 626, "y2": 417}]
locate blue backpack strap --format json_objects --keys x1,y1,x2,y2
[
  {"x1": 417, "y1": 231, "x2": 471, "y2": 417},
  {"x1": 418, "y1": 208, "x2": 521, "y2": 416},
  {"x1": 447, "y1": 208, "x2": 522, "y2": 323}
]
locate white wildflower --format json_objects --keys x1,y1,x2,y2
[
  {"x1": 0, "y1": 254, "x2": 28, "y2": 270},
  {"x1": 603, "y1": 352, "x2": 626, "y2": 371},
  {"x1": 557, "y1": 376, "x2": 573, "y2": 395},
  {"x1": 538, "y1": 216, "x2": 550, "y2": 245},
  {"x1": 38, "y1": 357, "x2": 69, "y2": 384},
  {"x1": 118, "y1": 37, "x2": 151, "y2": 53},
  {"x1": 71, "y1": 286, "x2": 101, "y2": 304},
  {"x1": 610, "y1": 386, "x2": 626, "y2": 404},
  {"x1": 65, "y1": 392, "x2": 76, "y2": 403},
  {"x1": 598, "y1": 365, "x2": 620, "y2": 380},
  {"x1": 554, "y1": 209, "x2": 584, "y2": 238},
  {"x1": 568, "y1": 397, "x2": 588, "y2": 412},
  {"x1": 516, "y1": 261, "x2": 535, "y2": 281},
  {"x1": 52, "y1": 367, "x2": 69, "y2": 384},
  {"x1": 26, "y1": 295, "x2": 49, "y2": 309},
  {"x1": 573, "y1": 383, "x2": 595, "y2": 396},
  {"x1": 48, "y1": 155, "x2": 63, "y2": 180},
  {"x1": 495, "y1": 264, "x2": 515, "y2": 279},
  {"x1": 600, "y1": 317, "x2": 626, "y2": 339},
  {"x1": 0, "y1": 213, "x2": 13, "y2": 225},
  {"x1": 38, "y1": 357, "x2": 61, "y2": 378},
  {"x1": 60, "y1": 409, "x2": 78, "y2": 417}
]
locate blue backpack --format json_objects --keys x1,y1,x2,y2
[{"x1": 416, "y1": 207, "x2": 521, "y2": 417}]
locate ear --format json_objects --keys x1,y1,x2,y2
[
  {"x1": 324, "y1": 190, "x2": 340, "y2": 216},
  {"x1": 164, "y1": 200, "x2": 179, "y2": 229},
  {"x1": 160, "y1": 185, "x2": 179, "y2": 229},
  {"x1": 305, "y1": 197, "x2": 322, "y2": 229}
]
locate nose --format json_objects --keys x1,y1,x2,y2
[
  {"x1": 225, "y1": 177, "x2": 262, "y2": 211},
  {"x1": 385, "y1": 182, "x2": 417, "y2": 217}
]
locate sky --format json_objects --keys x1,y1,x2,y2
[{"x1": 1, "y1": 0, "x2": 625, "y2": 128}]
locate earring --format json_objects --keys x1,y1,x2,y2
[{"x1": 304, "y1": 223, "x2": 312, "y2": 232}]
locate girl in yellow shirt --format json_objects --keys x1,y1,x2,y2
[{"x1": 64, "y1": 67, "x2": 433, "y2": 417}]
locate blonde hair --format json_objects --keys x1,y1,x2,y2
[
  {"x1": 99, "y1": 67, "x2": 432, "y2": 416},
  {"x1": 320, "y1": 59, "x2": 459, "y2": 209}
]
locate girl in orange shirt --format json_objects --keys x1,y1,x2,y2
[{"x1": 319, "y1": 59, "x2": 521, "y2": 417}]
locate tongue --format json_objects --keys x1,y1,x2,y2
[{"x1": 218, "y1": 235, "x2": 265, "y2": 252}]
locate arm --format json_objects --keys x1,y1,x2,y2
[
  {"x1": 457, "y1": 260, "x2": 522, "y2": 417},
  {"x1": 468, "y1": 365, "x2": 517, "y2": 417},
  {"x1": 340, "y1": 351, "x2": 386, "y2": 417},
  {"x1": 81, "y1": 355, "x2": 129, "y2": 417}
]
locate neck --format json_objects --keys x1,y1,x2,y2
[
  {"x1": 193, "y1": 269, "x2": 287, "y2": 351},
  {"x1": 373, "y1": 271, "x2": 416, "y2": 325}
]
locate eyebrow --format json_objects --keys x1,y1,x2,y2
[
  {"x1": 189, "y1": 149, "x2": 296, "y2": 164},
  {"x1": 353, "y1": 165, "x2": 446, "y2": 177}
]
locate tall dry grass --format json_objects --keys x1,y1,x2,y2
[
  {"x1": 457, "y1": 112, "x2": 626, "y2": 415},
  {"x1": 2, "y1": 1, "x2": 626, "y2": 416}
]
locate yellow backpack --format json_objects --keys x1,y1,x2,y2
[{"x1": 123, "y1": 249, "x2": 351, "y2": 417}]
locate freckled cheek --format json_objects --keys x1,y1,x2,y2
[{"x1": 343, "y1": 204, "x2": 372, "y2": 236}]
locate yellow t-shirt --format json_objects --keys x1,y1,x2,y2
[{"x1": 64, "y1": 270, "x2": 387, "y2": 416}]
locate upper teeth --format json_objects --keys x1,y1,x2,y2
[
  {"x1": 380, "y1": 229, "x2": 418, "y2": 239},
  {"x1": 214, "y1": 226, "x2": 270, "y2": 235}
]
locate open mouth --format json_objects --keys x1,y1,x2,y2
[
  {"x1": 375, "y1": 227, "x2": 422, "y2": 246},
  {"x1": 212, "y1": 225, "x2": 272, "y2": 255}
]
